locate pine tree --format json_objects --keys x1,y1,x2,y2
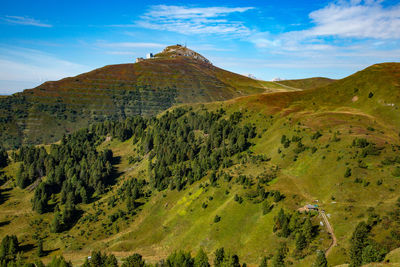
[
  {"x1": 222, "y1": 253, "x2": 240, "y2": 267},
  {"x1": 8, "y1": 235, "x2": 18, "y2": 259},
  {"x1": 48, "y1": 255, "x2": 72, "y2": 267},
  {"x1": 105, "y1": 254, "x2": 118, "y2": 267},
  {"x1": 259, "y1": 256, "x2": 268, "y2": 267},
  {"x1": 214, "y1": 248, "x2": 225, "y2": 267},
  {"x1": 276, "y1": 208, "x2": 285, "y2": 230},
  {"x1": 126, "y1": 196, "x2": 136, "y2": 214},
  {"x1": 349, "y1": 222, "x2": 370, "y2": 267},
  {"x1": 312, "y1": 251, "x2": 327, "y2": 267},
  {"x1": 80, "y1": 187, "x2": 88, "y2": 204},
  {"x1": 296, "y1": 232, "x2": 307, "y2": 251},
  {"x1": 37, "y1": 239, "x2": 44, "y2": 257},
  {"x1": 281, "y1": 220, "x2": 290, "y2": 237},
  {"x1": 361, "y1": 242, "x2": 386, "y2": 264},
  {"x1": 194, "y1": 248, "x2": 210, "y2": 267},
  {"x1": 271, "y1": 244, "x2": 287, "y2": 267},
  {"x1": 302, "y1": 218, "x2": 313, "y2": 240},
  {"x1": 51, "y1": 211, "x2": 63, "y2": 233}
]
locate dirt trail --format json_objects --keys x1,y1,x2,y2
[
  {"x1": 271, "y1": 81, "x2": 303, "y2": 91},
  {"x1": 320, "y1": 210, "x2": 337, "y2": 256}
]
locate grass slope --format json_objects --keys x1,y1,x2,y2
[
  {"x1": 0, "y1": 62, "x2": 400, "y2": 266},
  {"x1": 277, "y1": 77, "x2": 335, "y2": 90}
]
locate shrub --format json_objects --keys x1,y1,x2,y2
[
  {"x1": 392, "y1": 167, "x2": 400, "y2": 177},
  {"x1": 344, "y1": 167, "x2": 352, "y2": 178},
  {"x1": 311, "y1": 131, "x2": 322, "y2": 140}
]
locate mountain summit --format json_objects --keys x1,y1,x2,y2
[{"x1": 154, "y1": 44, "x2": 212, "y2": 65}]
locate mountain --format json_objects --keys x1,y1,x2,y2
[
  {"x1": 276, "y1": 77, "x2": 335, "y2": 90},
  {"x1": 0, "y1": 45, "x2": 294, "y2": 149},
  {"x1": 1, "y1": 62, "x2": 400, "y2": 266}
]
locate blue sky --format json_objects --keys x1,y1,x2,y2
[{"x1": 1, "y1": 0, "x2": 399, "y2": 94}]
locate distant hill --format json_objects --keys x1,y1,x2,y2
[
  {"x1": 306, "y1": 63, "x2": 400, "y2": 109},
  {"x1": 0, "y1": 45, "x2": 293, "y2": 148},
  {"x1": 276, "y1": 77, "x2": 335, "y2": 90}
]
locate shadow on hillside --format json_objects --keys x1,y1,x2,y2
[
  {"x1": 20, "y1": 243, "x2": 35, "y2": 253},
  {"x1": 106, "y1": 155, "x2": 123, "y2": 188},
  {"x1": 111, "y1": 155, "x2": 121, "y2": 165},
  {"x1": 63, "y1": 209, "x2": 84, "y2": 232},
  {"x1": 0, "y1": 188, "x2": 12, "y2": 205},
  {"x1": 0, "y1": 220, "x2": 10, "y2": 227},
  {"x1": 46, "y1": 202, "x2": 58, "y2": 213},
  {"x1": 42, "y1": 247, "x2": 60, "y2": 257}
]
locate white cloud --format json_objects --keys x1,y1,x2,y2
[
  {"x1": 251, "y1": 0, "x2": 400, "y2": 54},
  {"x1": 306, "y1": 0, "x2": 400, "y2": 39},
  {"x1": 188, "y1": 44, "x2": 233, "y2": 52},
  {"x1": 1, "y1": 15, "x2": 52, "y2": 27},
  {"x1": 135, "y1": 5, "x2": 254, "y2": 35},
  {"x1": 99, "y1": 42, "x2": 166, "y2": 49},
  {"x1": 143, "y1": 5, "x2": 254, "y2": 19}
]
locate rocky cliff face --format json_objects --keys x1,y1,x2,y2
[{"x1": 155, "y1": 45, "x2": 212, "y2": 65}]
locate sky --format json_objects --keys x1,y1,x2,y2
[{"x1": 0, "y1": 0, "x2": 399, "y2": 94}]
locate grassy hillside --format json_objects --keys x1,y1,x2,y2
[
  {"x1": 0, "y1": 63, "x2": 399, "y2": 266},
  {"x1": 276, "y1": 77, "x2": 335, "y2": 90}
]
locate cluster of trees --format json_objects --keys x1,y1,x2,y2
[
  {"x1": 117, "y1": 178, "x2": 147, "y2": 214},
  {"x1": 82, "y1": 251, "x2": 118, "y2": 267},
  {"x1": 80, "y1": 246, "x2": 327, "y2": 267},
  {"x1": 82, "y1": 248, "x2": 234, "y2": 267},
  {"x1": 141, "y1": 109, "x2": 256, "y2": 191},
  {"x1": 14, "y1": 129, "x2": 114, "y2": 215},
  {"x1": 273, "y1": 209, "x2": 316, "y2": 253},
  {"x1": 0, "y1": 235, "x2": 19, "y2": 265},
  {"x1": 90, "y1": 108, "x2": 256, "y2": 192},
  {"x1": 89, "y1": 116, "x2": 148, "y2": 143},
  {"x1": 312, "y1": 251, "x2": 328, "y2": 267},
  {"x1": 50, "y1": 200, "x2": 80, "y2": 233},
  {"x1": 280, "y1": 134, "x2": 309, "y2": 160},
  {"x1": 15, "y1": 146, "x2": 47, "y2": 188},
  {"x1": 349, "y1": 221, "x2": 387, "y2": 267},
  {"x1": 352, "y1": 138, "x2": 381, "y2": 158}
]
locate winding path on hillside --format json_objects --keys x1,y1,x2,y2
[
  {"x1": 271, "y1": 81, "x2": 303, "y2": 91},
  {"x1": 320, "y1": 210, "x2": 337, "y2": 256}
]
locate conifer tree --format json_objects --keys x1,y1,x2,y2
[
  {"x1": 349, "y1": 222, "x2": 370, "y2": 267},
  {"x1": 312, "y1": 251, "x2": 327, "y2": 267},
  {"x1": 194, "y1": 248, "x2": 210, "y2": 267},
  {"x1": 302, "y1": 218, "x2": 313, "y2": 240},
  {"x1": 214, "y1": 248, "x2": 225, "y2": 267},
  {"x1": 259, "y1": 256, "x2": 268, "y2": 267},
  {"x1": 296, "y1": 232, "x2": 307, "y2": 251},
  {"x1": 271, "y1": 244, "x2": 287, "y2": 267},
  {"x1": 51, "y1": 211, "x2": 63, "y2": 233},
  {"x1": 37, "y1": 239, "x2": 44, "y2": 257},
  {"x1": 121, "y1": 253, "x2": 145, "y2": 267}
]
